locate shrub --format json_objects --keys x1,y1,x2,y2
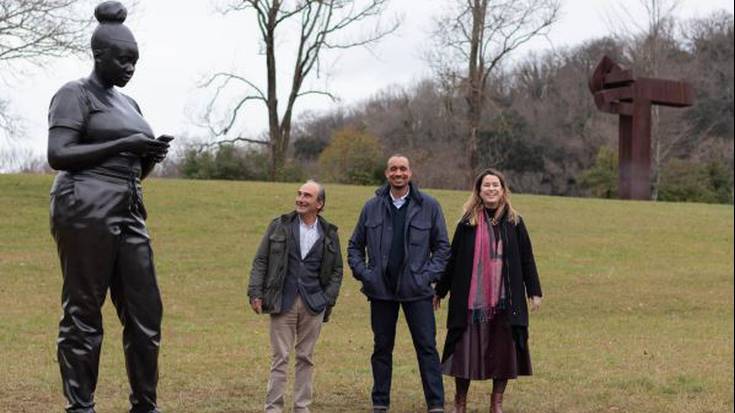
[
  {"x1": 658, "y1": 158, "x2": 733, "y2": 204},
  {"x1": 318, "y1": 127, "x2": 384, "y2": 185},
  {"x1": 180, "y1": 145, "x2": 269, "y2": 181},
  {"x1": 579, "y1": 146, "x2": 618, "y2": 199}
]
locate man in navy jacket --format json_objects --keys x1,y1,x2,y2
[{"x1": 348, "y1": 155, "x2": 450, "y2": 413}]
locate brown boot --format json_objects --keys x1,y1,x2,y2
[
  {"x1": 490, "y1": 392, "x2": 504, "y2": 413},
  {"x1": 453, "y1": 393, "x2": 467, "y2": 413}
]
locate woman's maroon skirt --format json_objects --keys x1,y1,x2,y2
[{"x1": 441, "y1": 310, "x2": 532, "y2": 380}]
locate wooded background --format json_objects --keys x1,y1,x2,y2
[
  {"x1": 177, "y1": 2, "x2": 735, "y2": 203},
  {"x1": 2, "y1": 1, "x2": 732, "y2": 203}
]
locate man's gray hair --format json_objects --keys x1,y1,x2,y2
[
  {"x1": 306, "y1": 179, "x2": 326, "y2": 212},
  {"x1": 386, "y1": 153, "x2": 410, "y2": 169}
]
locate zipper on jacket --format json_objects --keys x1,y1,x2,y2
[{"x1": 395, "y1": 198, "x2": 419, "y2": 297}]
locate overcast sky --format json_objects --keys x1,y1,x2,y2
[{"x1": 1, "y1": 0, "x2": 733, "y2": 168}]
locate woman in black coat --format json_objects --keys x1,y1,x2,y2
[{"x1": 434, "y1": 168, "x2": 542, "y2": 413}]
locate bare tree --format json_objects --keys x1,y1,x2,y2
[
  {"x1": 430, "y1": 0, "x2": 560, "y2": 179},
  {"x1": 1, "y1": 0, "x2": 94, "y2": 141},
  {"x1": 202, "y1": 0, "x2": 397, "y2": 180},
  {"x1": 0, "y1": 0, "x2": 93, "y2": 64}
]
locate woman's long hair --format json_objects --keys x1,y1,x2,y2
[{"x1": 461, "y1": 168, "x2": 519, "y2": 226}]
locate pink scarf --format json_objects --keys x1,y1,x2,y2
[{"x1": 467, "y1": 209, "x2": 504, "y2": 323}]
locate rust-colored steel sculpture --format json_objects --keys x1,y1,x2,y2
[{"x1": 589, "y1": 55, "x2": 694, "y2": 200}]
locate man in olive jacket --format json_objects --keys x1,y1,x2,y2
[
  {"x1": 247, "y1": 180, "x2": 343, "y2": 413},
  {"x1": 348, "y1": 155, "x2": 450, "y2": 413}
]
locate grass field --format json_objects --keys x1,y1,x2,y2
[{"x1": 0, "y1": 173, "x2": 733, "y2": 413}]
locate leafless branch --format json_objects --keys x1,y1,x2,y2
[
  {"x1": 207, "y1": 0, "x2": 398, "y2": 179},
  {"x1": 0, "y1": 0, "x2": 95, "y2": 65},
  {"x1": 296, "y1": 89, "x2": 338, "y2": 101},
  {"x1": 200, "y1": 72, "x2": 268, "y2": 101},
  {"x1": 1, "y1": 0, "x2": 98, "y2": 138},
  {"x1": 0, "y1": 97, "x2": 21, "y2": 140},
  {"x1": 195, "y1": 136, "x2": 270, "y2": 153}
]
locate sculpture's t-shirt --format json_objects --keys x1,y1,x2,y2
[
  {"x1": 47, "y1": 76, "x2": 154, "y2": 237},
  {"x1": 48, "y1": 75, "x2": 154, "y2": 178}
]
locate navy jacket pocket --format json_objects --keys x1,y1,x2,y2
[{"x1": 408, "y1": 220, "x2": 431, "y2": 272}]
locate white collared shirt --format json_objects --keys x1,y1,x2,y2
[
  {"x1": 298, "y1": 216, "x2": 320, "y2": 259},
  {"x1": 390, "y1": 188, "x2": 410, "y2": 209}
]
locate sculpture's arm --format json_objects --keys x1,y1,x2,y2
[{"x1": 47, "y1": 127, "x2": 168, "y2": 171}]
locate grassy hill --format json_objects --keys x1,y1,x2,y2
[{"x1": 1, "y1": 173, "x2": 732, "y2": 413}]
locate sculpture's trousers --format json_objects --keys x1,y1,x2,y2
[{"x1": 51, "y1": 172, "x2": 162, "y2": 413}]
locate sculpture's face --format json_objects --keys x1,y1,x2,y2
[
  {"x1": 385, "y1": 156, "x2": 412, "y2": 190},
  {"x1": 95, "y1": 42, "x2": 139, "y2": 87},
  {"x1": 479, "y1": 174, "x2": 504, "y2": 208}
]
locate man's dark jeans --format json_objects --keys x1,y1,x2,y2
[{"x1": 370, "y1": 298, "x2": 444, "y2": 410}]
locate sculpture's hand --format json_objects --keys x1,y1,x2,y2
[
  {"x1": 147, "y1": 152, "x2": 168, "y2": 163},
  {"x1": 150, "y1": 135, "x2": 174, "y2": 163},
  {"x1": 123, "y1": 133, "x2": 169, "y2": 157}
]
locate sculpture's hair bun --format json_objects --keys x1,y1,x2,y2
[{"x1": 94, "y1": 1, "x2": 127, "y2": 24}]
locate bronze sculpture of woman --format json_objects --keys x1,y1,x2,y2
[{"x1": 47, "y1": 2, "x2": 170, "y2": 412}]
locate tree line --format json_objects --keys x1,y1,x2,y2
[
  {"x1": 1, "y1": 1, "x2": 732, "y2": 203},
  {"x1": 181, "y1": 5, "x2": 732, "y2": 204}
]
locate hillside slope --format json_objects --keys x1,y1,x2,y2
[{"x1": 1, "y1": 174, "x2": 732, "y2": 412}]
